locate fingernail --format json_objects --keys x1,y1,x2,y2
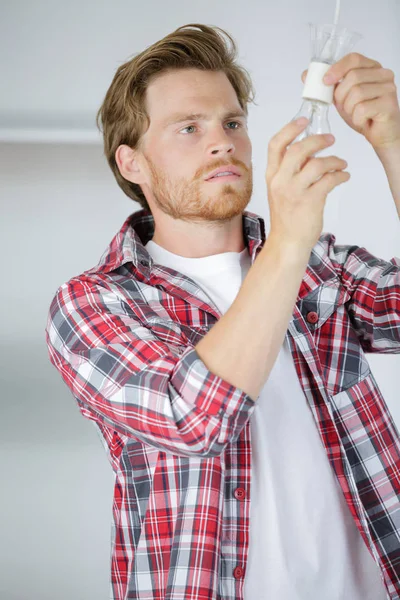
[
  {"x1": 296, "y1": 117, "x2": 308, "y2": 126},
  {"x1": 324, "y1": 74, "x2": 335, "y2": 84}
]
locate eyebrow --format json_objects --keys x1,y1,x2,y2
[{"x1": 163, "y1": 109, "x2": 247, "y2": 128}]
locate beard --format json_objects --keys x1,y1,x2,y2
[{"x1": 143, "y1": 152, "x2": 254, "y2": 225}]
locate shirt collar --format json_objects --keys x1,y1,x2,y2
[{"x1": 89, "y1": 208, "x2": 267, "y2": 277}]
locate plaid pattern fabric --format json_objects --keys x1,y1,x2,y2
[{"x1": 45, "y1": 208, "x2": 400, "y2": 600}]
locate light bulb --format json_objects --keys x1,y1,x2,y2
[{"x1": 291, "y1": 23, "x2": 363, "y2": 155}]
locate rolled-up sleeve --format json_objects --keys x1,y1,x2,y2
[
  {"x1": 327, "y1": 234, "x2": 400, "y2": 354},
  {"x1": 45, "y1": 279, "x2": 256, "y2": 458}
]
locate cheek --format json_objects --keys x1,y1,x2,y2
[
  {"x1": 239, "y1": 142, "x2": 252, "y2": 168},
  {"x1": 236, "y1": 132, "x2": 252, "y2": 154}
]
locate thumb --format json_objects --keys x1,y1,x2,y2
[{"x1": 301, "y1": 70, "x2": 307, "y2": 83}]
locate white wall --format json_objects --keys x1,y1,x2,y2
[{"x1": 1, "y1": 1, "x2": 399, "y2": 598}]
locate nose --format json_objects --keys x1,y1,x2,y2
[
  {"x1": 211, "y1": 144, "x2": 234, "y2": 156},
  {"x1": 209, "y1": 127, "x2": 235, "y2": 156}
]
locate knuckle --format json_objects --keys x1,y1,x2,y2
[
  {"x1": 357, "y1": 103, "x2": 368, "y2": 116},
  {"x1": 266, "y1": 171, "x2": 276, "y2": 186},
  {"x1": 325, "y1": 172, "x2": 336, "y2": 183},
  {"x1": 268, "y1": 136, "x2": 278, "y2": 149},
  {"x1": 352, "y1": 86, "x2": 363, "y2": 101},
  {"x1": 349, "y1": 70, "x2": 360, "y2": 85},
  {"x1": 289, "y1": 141, "x2": 303, "y2": 155},
  {"x1": 269, "y1": 176, "x2": 280, "y2": 192},
  {"x1": 307, "y1": 157, "x2": 322, "y2": 176},
  {"x1": 352, "y1": 52, "x2": 363, "y2": 66},
  {"x1": 384, "y1": 68, "x2": 395, "y2": 81}
]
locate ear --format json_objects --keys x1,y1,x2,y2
[{"x1": 115, "y1": 144, "x2": 145, "y2": 185}]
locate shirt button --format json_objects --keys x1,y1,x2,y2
[
  {"x1": 233, "y1": 566, "x2": 244, "y2": 579},
  {"x1": 306, "y1": 311, "x2": 318, "y2": 324},
  {"x1": 233, "y1": 487, "x2": 246, "y2": 500}
]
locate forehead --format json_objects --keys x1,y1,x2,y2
[{"x1": 145, "y1": 69, "x2": 243, "y2": 123}]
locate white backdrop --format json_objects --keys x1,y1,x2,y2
[{"x1": 1, "y1": 1, "x2": 399, "y2": 599}]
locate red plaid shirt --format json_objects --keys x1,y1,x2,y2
[{"x1": 45, "y1": 208, "x2": 400, "y2": 600}]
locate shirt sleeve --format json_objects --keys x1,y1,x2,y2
[
  {"x1": 45, "y1": 277, "x2": 256, "y2": 458},
  {"x1": 325, "y1": 233, "x2": 400, "y2": 354}
]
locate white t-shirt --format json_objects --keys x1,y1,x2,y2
[{"x1": 145, "y1": 239, "x2": 388, "y2": 600}]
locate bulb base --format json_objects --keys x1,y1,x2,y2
[{"x1": 302, "y1": 61, "x2": 334, "y2": 104}]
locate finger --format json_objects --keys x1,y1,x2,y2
[
  {"x1": 309, "y1": 169, "x2": 351, "y2": 196},
  {"x1": 266, "y1": 119, "x2": 309, "y2": 180},
  {"x1": 296, "y1": 155, "x2": 348, "y2": 189},
  {"x1": 280, "y1": 134, "x2": 335, "y2": 180},
  {"x1": 336, "y1": 80, "x2": 396, "y2": 112},
  {"x1": 325, "y1": 53, "x2": 383, "y2": 86},
  {"x1": 335, "y1": 67, "x2": 394, "y2": 102}
]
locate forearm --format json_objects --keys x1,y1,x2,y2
[
  {"x1": 195, "y1": 234, "x2": 312, "y2": 402},
  {"x1": 374, "y1": 142, "x2": 400, "y2": 218}
]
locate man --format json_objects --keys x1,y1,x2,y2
[{"x1": 45, "y1": 23, "x2": 400, "y2": 600}]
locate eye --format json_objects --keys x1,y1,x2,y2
[
  {"x1": 181, "y1": 125, "x2": 196, "y2": 134},
  {"x1": 180, "y1": 121, "x2": 243, "y2": 134}
]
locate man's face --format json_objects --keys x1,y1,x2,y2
[{"x1": 137, "y1": 68, "x2": 253, "y2": 223}]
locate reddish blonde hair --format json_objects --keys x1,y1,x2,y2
[{"x1": 96, "y1": 23, "x2": 257, "y2": 211}]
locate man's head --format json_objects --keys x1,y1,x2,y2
[{"x1": 97, "y1": 24, "x2": 257, "y2": 226}]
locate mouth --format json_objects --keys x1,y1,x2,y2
[{"x1": 206, "y1": 174, "x2": 241, "y2": 183}]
